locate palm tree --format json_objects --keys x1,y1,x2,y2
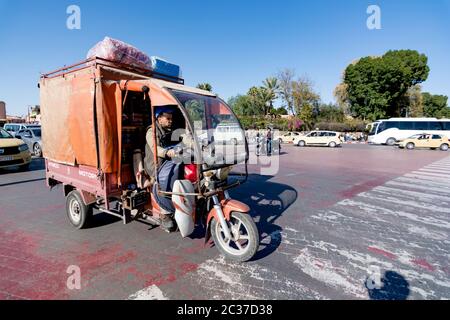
[
  {"x1": 196, "y1": 83, "x2": 212, "y2": 92},
  {"x1": 262, "y1": 77, "x2": 280, "y2": 115}
]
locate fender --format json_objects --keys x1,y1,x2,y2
[{"x1": 205, "y1": 199, "x2": 250, "y2": 244}]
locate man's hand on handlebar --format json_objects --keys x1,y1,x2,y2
[{"x1": 166, "y1": 149, "x2": 176, "y2": 158}]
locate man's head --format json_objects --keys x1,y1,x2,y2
[{"x1": 155, "y1": 106, "x2": 175, "y2": 130}]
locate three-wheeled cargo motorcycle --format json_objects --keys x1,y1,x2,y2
[{"x1": 40, "y1": 57, "x2": 259, "y2": 262}]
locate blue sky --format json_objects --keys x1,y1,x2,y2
[{"x1": 0, "y1": 0, "x2": 449, "y2": 116}]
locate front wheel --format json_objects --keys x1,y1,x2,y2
[
  {"x1": 440, "y1": 143, "x2": 449, "y2": 151},
  {"x1": 297, "y1": 140, "x2": 306, "y2": 147},
  {"x1": 406, "y1": 142, "x2": 415, "y2": 150},
  {"x1": 211, "y1": 212, "x2": 259, "y2": 262},
  {"x1": 386, "y1": 137, "x2": 396, "y2": 146}
]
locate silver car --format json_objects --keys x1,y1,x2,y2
[
  {"x1": 16, "y1": 127, "x2": 42, "y2": 157},
  {"x1": 3, "y1": 123, "x2": 40, "y2": 138}
]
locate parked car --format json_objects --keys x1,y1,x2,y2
[
  {"x1": 293, "y1": 131, "x2": 343, "y2": 148},
  {"x1": 278, "y1": 132, "x2": 301, "y2": 144},
  {"x1": 398, "y1": 133, "x2": 449, "y2": 151},
  {"x1": 3, "y1": 123, "x2": 41, "y2": 138},
  {"x1": 15, "y1": 126, "x2": 42, "y2": 157},
  {"x1": 0, "y1": 127, "x2": 32, "y2": 170}
]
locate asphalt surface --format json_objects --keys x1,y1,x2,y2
[{"x1": 0, "y1": 144, "x2": 449, "y2": 300}]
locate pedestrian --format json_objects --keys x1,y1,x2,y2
[{"x1": 266, "y1": 127, "x2": 273, "y2": 156}]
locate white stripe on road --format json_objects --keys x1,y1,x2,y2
[
  {"x1": 405, "y1": 173, "x2": 450, "y2": 183},
  {"x1": 338, "y1": 198, "x2": 450, "y2": 228},
  {"x1": 372, "y1": 185, "x2": 450, "y2": 202},
  {"x1": 395, "y1": 176, "x2": 450, "y2": 189},
  {"x1": 128, "y1": 285, "x2": 169, "y2": 300},
  {"x1": 419, "y1": 168, "x2": 450, "y2": 174},
  {"x1": 385, "y1": 180, "x2": 450, "y2": 195},
  {"x1": 411, "y1": 171, "x2": 450, "y2": 178},
  {"x1": 358, "y1": 193, "x2": 450, "y2": 215}
]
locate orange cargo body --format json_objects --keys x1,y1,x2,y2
[{"x1": 40, "y1": 58, "x2": 181, "y2": 199}]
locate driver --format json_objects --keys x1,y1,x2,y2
[
  {"x1": 144, "y1": 105, "x2": 178, "y2": 177},
  {"x1": 144, "y1": 105, "x2": 193, "y2": 231}
]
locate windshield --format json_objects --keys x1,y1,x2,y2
[
  {"x1": 170, "y1": 90, "x2": 247, "y2": 167},
  {"x1": 368, "y1": 122, "x2": 379, "y2": 136},
  {"x1": 0, "y1": 128, "x2": 12, "y2": 139},
  {"x1": 31, "y1": 128, "x2": 41, "y2": 137}
]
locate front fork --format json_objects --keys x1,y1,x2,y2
[{"x1": 211, "y1": 192, "x2": 232, "y2": 240}]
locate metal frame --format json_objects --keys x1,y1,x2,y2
[{"x1": 41, "y1": 57, "x2": 185, "y2": 85}]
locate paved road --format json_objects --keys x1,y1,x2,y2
[{"x1": 0, "y1": 145, "x2": 449, "y2": 300}]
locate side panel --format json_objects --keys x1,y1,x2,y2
[
  {"x1": 40, "y1": 67, "x2": 98, "y2": 167},
  {"x1": 46, "y1": 160, "x2": 105, "y2": 197}
]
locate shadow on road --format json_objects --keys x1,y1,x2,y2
[
  {"x1": 366, "y1": 270, "x2": 410, "y2": 300},
  {"x1": 231, "y1": 174, "x2": 298, "y2": 261}
]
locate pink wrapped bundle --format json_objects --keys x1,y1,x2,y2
[{"x1": 87, "y1": 37, "x2": 151, "y2": 70}]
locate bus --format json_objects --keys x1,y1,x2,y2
[{"x1": 367, "y1": 118, "x2": 450, "y2": 145}]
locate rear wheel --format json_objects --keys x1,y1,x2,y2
[
  {"x1": 329, "y1": 141, "x2": 337, "y2": 148},
  {"x1": 386, "y1": 137, "x2": 396, "y2": 146},
  {"x1": 297, "y1": 140, "x2": 306, "y2": 147},
  {"x1": 33, "y1": 143, "x2": 42, "y2": 157},
  {"x1": 440, "y1": 143, "x2": 449, "y2": 151},
  {"x1": 406, "y1": 142, "x2": 415, "y2": 150},
  {"x1": 66, "y1": 190, "x2": 93, "y2": 229},
  {"x1": 211, "y1": 212, "x2": 259, "y2": 262}
]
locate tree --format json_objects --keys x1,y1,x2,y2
[
  {"x1": 274, "y1": 107, "x2": 288, "y2": 116},
  {"x1": 262, "y1": 77, "x2": 280, "y2": 115},
  {"x1": 401, "y1": 85, "x2": 423, "y2": 117},
  {"x1": 333, "y1": 82, "x2": 350, "y2": 115},
  {"x1": 247, "y1": 86, "x2": 271, "y2": 116},
  {"x1": 196, "y1": 83, "x2": 212, "y2": 92},
  {"x1": 291, "y1": 76, "x2": 320, "y2": 116},
  {"x1": 316, "y1": 103, "x2": 345, "y2": 123},
  {"x1": 422, "y1": 93, "x2": 450, "y2": 118},
  {"x1": 277, "y1": 69, "x2": 295, "y2": 115},
  {"x1": 343, "y1": 50, "x2": 430, "y2": 121},
  {"x1": 298, "y1": 103, "x2": 314, "y2": 130},
  {"x1": 227, "y1": 94, "x2": 258, "y2": 116}
]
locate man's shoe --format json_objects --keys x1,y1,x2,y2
[{"x1": 160, "y1": 214, "x2": 175, "y2": 232}]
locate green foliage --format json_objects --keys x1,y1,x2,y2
[
  {"x1": 422, "y1": 93, "x2": 450, "y2": 118},
  {"x1": 344, "y1": 50, "x2": 430, "y2": 121},
  {"x1": 274, "y1": 107, "x2": 288, "y2": 115},
  {"x1": 292, "y1": 77, "x2": 320, "y2": 116},
  {"x1": 316, "y1": 104, "x2": 345, "y2": 123},
  {"x1": 196, "y1": 83, "x2": 212, "y2": 92},
  {"x1": 298, "y1": 104, "x2": 315, "y2": 130},
  {"x1": 237, "y1": 116, "x2": 289, "y2": 131},
  {"x1": 228, "y1": 95, "x2": 256, "y2": 116}
]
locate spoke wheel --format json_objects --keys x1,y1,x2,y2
[{"x1": 211, "y1": 212, "x2": 259, "y2": 262}]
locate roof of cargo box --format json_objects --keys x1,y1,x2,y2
[{"x1": 41, "y1": 57, "x2": 217, "y2": 98}]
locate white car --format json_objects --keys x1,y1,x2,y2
[
  {"x1": 278, "y1": 132, "x2": 301, "y2": 144},
  {"x1": 293, "y1": 131, "x2": 343, "y2": 148}
]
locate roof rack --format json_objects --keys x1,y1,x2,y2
[{"x1": 41, "y1": 57, "x2": 184, "y2": 85}]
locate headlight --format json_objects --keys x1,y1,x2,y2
[{"x1": 18, "y1": 144, "x2": 29, "y2": 152}]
